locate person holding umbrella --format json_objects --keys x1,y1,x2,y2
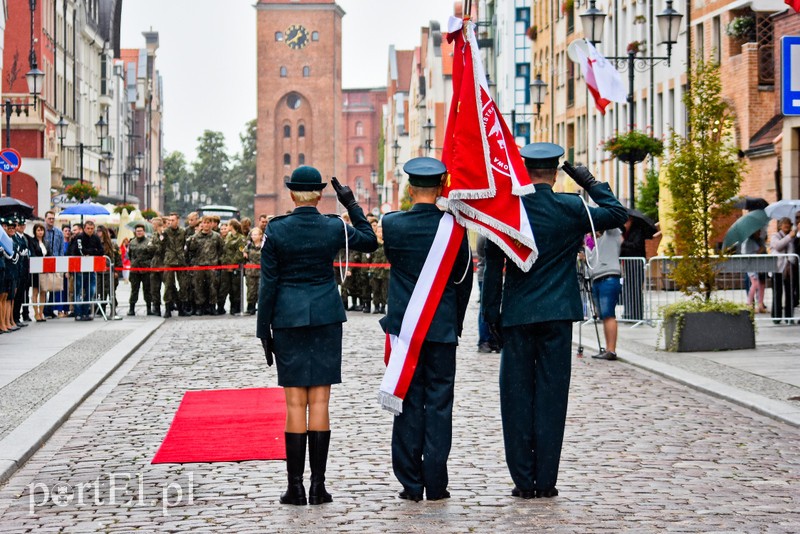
[{"x1": 770, "y1": 217, "x2": 797, "y2": 323}]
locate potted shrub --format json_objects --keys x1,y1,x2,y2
[
  {"x1": 626, "y1": 40, "x2": 646, "y2": 55},
  {"x1": 64, "y1": 182, "x2": 99, "y2": 203},
  {"x1": 113, "y1": 204, "x2": 136, "y2": 214},
  {"x1": 561, "y1": 0, "x2": 573, "y2": 15},
  {"x1": 660, "y1": 58, "x2": 751, "y2": 352},
  {"x1": 141, "y1": 209, "x2": 159, "y2": 220},
  {"x1": 634, "y1": 15, "x2": 647, "y2": 25},
  {"x1": 602, "y1": 130, "x2": 664, "y2": 164},
  {"x1": 527, "y1": 25, "x2": 538, "y2": 41},
  {"x1": 726, "y1": 16, "x2": 756, "y2": 41}
]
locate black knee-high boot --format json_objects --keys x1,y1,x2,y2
[
  {"x1": 280, "y1": 432, "x2": 308, "y2": 505},
  {"x1": 308, "y1": 430, "x2": 333, "y2": 505}
]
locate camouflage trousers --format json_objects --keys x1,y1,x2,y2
[
  {"x1": 194, "y1": 270, "x2": 217, "y2": 309},
  {"x1": 162, "y1": 269, "x2": 190, "y2": 305},
  {"x1": 218, "y1": 269, "x2": 242, "y2": 312}
]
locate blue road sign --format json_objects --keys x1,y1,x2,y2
[
  {"x1": 782, "y1": 36, "x2": 800, "y2": 116},
  {"x1": 0, "y1": 148, "x2": 22, "y2": 174}
]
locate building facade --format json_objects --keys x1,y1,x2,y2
[
  {"x1": 254, "y1": 0, "x2": 344, "y2": 216},
  {"x1": 342, "y1": 88, "x2": 387, "y2": 216}
]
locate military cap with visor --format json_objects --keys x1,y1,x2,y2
[
  {"x1": 403, "y1": 157, "x2": 447, "y2": 187},
  {"x1": 520, "y1": 142, "x2": 565, "y2": 169}
]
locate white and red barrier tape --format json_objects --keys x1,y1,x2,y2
[{"x1": 29, "y1": 256, "x2": 108, "y2": 274}]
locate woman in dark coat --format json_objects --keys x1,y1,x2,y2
[
  {"x1": 257, "y1": 166, "x2": 377, "y2": 506},
  {"x1": 30, "y1": 222, "x2": 54, "y2": 321}
]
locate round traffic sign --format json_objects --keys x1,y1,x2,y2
[{"x1": 0, "y1": 148, "x2": 22, "y2": 175}]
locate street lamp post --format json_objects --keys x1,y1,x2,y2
[
  {"x1": 422, "y1": 118, "x2": 435, "y2": 156},
  {"x1": 580, "y1": 0, "x2": 683, "y2": 208},
  {"x1": 123, "y1": 152, "x2": 144, "y2": 204},
  {"x1": 57, "y1": 116, "x2": 109, "y2": 191},
  {"x1": 2, "y1": 0, "x2": 45, "y2": 198},
  {"x1": 509, "y1": 74, "x2": 548, "y2": 143},
  {"x1": 370, "y1": 169, "x2": 378, "y2": 213}
]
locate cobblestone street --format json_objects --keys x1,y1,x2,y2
[{"x1": 1, "y1": 296, "x2": 799, "y2": 533}]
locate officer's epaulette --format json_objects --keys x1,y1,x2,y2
[
  {"x1": 269, "y1": 213, "x2": 291, "y2": 223},
  {"x1": 324, "y1": 213, "x2": 342, "y2": 219}
]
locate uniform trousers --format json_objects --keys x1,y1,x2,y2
[
  {"x1": 370, "y1": 277, "x2": 388, "y2": 307},
  {"x1": 163, "y1": 269, "x2": 189, "y2": 306},
  {"x1": 194, "y1": 270, "x2": 217, "y2": 309},
  {"x1": 129, "y1": 272, "x2": 151, "y2": 306},
  {"x1": 149, "y1": 271, "x2": 162, "y2": 308},
  {"x1": 246, "y1": 273, "x2": 259, "y2": 306},
  {"x1": 218, "y1": 269, "x2": 241, "y2": 311},
  {"x1": 500, "y1": 320, "x2": 572, "y2": 492},
  {"x1": 391, "y1": 340, "x2": 456, "y2": 498}
]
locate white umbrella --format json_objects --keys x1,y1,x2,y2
[{"x1": 764, "y1": 199, "x2": 800, "y2": 220}]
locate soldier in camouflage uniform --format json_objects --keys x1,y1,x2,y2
[
  {"x1": 159, "y1": 213, "x2": 189, "y2": 318},
  {"x1": 127, "y1": 224, "x2": 153, "y2": 315},
  {"x1": 244, "y1": 227, "x2": 263, "y2": 315},
  {"x1": 342, "y1": 248, "x2": 365, "y2": 311},
  {"x1": 369, "y1": 221, "x2": 389, "y2": 314},
  {"x1": 147, "y1": 217, "x2": 165, "y2": 316},
  {"x1": 183, "y1": 212, "x2": 200, "y2": 315},
  {"x1": 211, "y1": 215, "x2": 222, "y2": 313},
  {"x1": 187, "y1": 215, "x2": 224, "y2": 315},
  {"x1": 218, "y1": 219, "x2": 246, "y2": 315}
]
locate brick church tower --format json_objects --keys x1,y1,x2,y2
[{"x1": 255, "y1": 0, "x2": 344, "y2": 216}]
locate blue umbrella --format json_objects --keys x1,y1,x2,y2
[{"x1": 60, "y1": 203, "x2": 110, "y2": 216}]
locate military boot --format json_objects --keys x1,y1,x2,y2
[
  {"x1": 372, "y1": 304, "x2": 382, "y2": 314},
  {"x1": 362, "y1": 300, "x2": 372, "y2": 313},
  {"x1": 308, "y1": 430, "x2": 333, "y2": 505},
  {"x1": 178, "y1": 302, "x2": 191, "y2": 317},
  {"x1": 280, "y1": 433, "x2": 308, "y2": 505},
  {"x1": 128, "y1": 304, "x2": 136, "y2": 316},
  {"x1": 163, "y1": 305, "x2": 172, "y2": 319},
  {"x1": 151, "y1": 305, "x2": 161, "y2": 317},
  {"x1": 247, "y1": 303, "x2": 256, "y2": 315},
  {"x1": 145, "y1": 303, "x2": 152, "y2": 316}
]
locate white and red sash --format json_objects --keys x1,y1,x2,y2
[{"x1": 378, "y1": 213, "x2": 465, "y2": 415}]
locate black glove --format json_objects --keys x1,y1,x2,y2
[
  {"x1": 562, "y1": 161, "x2": 599, "y2": 189},
  {"x1": 261, "y1": 336, "x2": 274, "y2": 367},
  {"x1": 331, "y1": 176, "x2": 358, "y2": 210},
  {"x1": 488, "y1": 322, "x2": 504, "y2": 349}
]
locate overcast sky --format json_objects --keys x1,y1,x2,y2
[{"x1": 120, "y1": 0, "x2": 459, "y2": 162}]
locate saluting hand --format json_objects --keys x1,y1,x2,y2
[
  {"x1": 562, "y1": 161, "x2": 599, "y2": 190},
  {"x1": 331, "y1": 177, "x2": 358, "y2": 210}
]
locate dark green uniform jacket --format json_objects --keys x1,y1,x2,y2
[
  {"x1": 483, "y1": 182, "x2": 628, "y2": 326},
  {"x1": 380, "y1": 204, "x2": 473, "y2": 343},
  {"x1": 256, "y1": 204, "x2": 377, "y2": 338}
]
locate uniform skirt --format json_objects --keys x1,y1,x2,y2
[{"x1": 273, "y1": 323, "x2": 343, "y2": 387}]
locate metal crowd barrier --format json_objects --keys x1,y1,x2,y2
[
  {"x1": 27, "y1": 255, "x2": 116, "y2": 321},
  {"x1": 646, "y1": 253, "x2": 800, "y2": 324}
]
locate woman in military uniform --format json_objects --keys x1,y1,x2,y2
[
  {"x1": 218, "y1": 218, "x2": 246, "y2": 314},
  {"x1": 257, "y1": 166, "x2": 377, "y2": 506}
]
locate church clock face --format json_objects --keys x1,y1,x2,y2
[{"x1": 285, "y1": 24, "x2": 309, "y2": 50}]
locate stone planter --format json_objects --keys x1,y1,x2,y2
[{"x1": 664, "y1": 310, "x2": 754, "y2": 352}]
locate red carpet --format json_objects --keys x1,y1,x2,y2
[{"x1": 152, "y1": 388, "x2": 286, "y2": 464}]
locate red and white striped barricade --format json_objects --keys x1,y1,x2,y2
[{"x1": 28, "y1": 255, "x2": 116, "y2": 320}]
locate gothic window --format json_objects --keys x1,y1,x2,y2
[
  {"x1": 299, "y1": 153, "x2": 305, "y2": 165},
  {"x1": 283, "y1": 153, "x2": 291, "y2": 165},
  {"x1": 355, "y1": 121, "x2": 364, "y2": 136},
  {"x1": 355, "y1": 147, "x2": 365, "y2": 164},
  {"x1": 280, "y1": 66, "x2": 288, "y2": 78},
  {"x1": 303, "y1": 66, "x2": 310, "y2": 77},
  {"x1": 298, "y1": 124, "x2": 306, "y2": 137},
  {"x1": 283, "y1": 125, "x2": 291, "y2": 138},
  {"x1": 312, "y1": 31, "x2": 319, "y2": 41}
]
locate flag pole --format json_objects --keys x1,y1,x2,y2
[{"x1": 464, "y1": 0, "x2": 472, "y2": 20}]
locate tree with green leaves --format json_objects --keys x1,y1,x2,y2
[
  {"x1": 636, "y1": 166, "x2": 660, "y2": 222},
  {"x1": 193, "y1": 130, "x2": 230, "y2": 206},
  {"x1": 663, "y1": 58, "x2": 746, "y2": 301},
  {"x1": 227, "y1": 119, "x2": 257, "y2": 219},
  {"x1": 163, "y1": 151, "x2": 194, "y2": 215}
]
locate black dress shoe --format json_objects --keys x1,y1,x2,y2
[
  {"x1": 535, "y1": 487, "x2": 559, "y2": 498},
  {"x1": 511, "y1": 486, "x2": 537, "y2": 499},
  {"x1": 427, "y1": 490, "x2": 451, "y2": 501},
  {"x1": 398, "y1": 490, "x2": 423, "y2": 502}
]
